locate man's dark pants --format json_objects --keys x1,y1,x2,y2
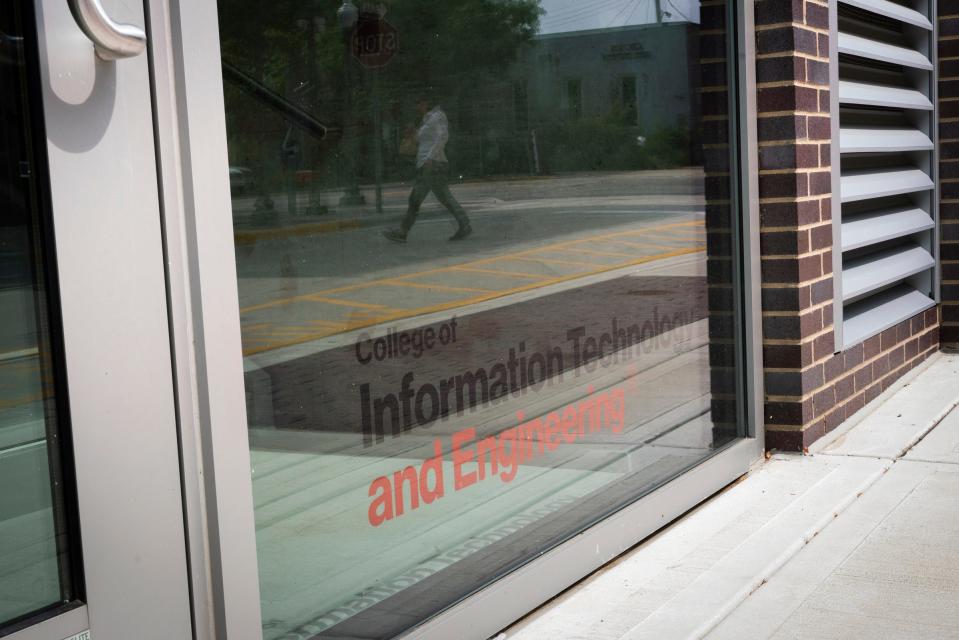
[{"x1": 400, "y1": 161, "x2": 470, "y2": 233}]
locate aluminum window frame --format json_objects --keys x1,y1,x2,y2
[{"x1": 154, "y1": 0, "x2": 764, "y2": 637}]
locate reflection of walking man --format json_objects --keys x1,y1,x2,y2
[{"x1": 383, "y1": 94, "x2": 472, "y2": 243}]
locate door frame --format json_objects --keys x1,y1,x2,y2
[
  {"x1": 153, "y1": 0, "x2": 763, "y2": 638},
  {"x1": 9, "y1": 0, "x2": 194, "y2": 638},
  {"x1": 146, "y1": 0, "x2": 262, "y2": 638}
]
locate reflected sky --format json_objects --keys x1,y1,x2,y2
[{"x1": 538, "y1": 0, "x2": 700, "y2": 34}]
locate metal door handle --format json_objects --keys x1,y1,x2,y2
[{"x1": 67, "y1": 0, "x2": 146, "y2": 60}]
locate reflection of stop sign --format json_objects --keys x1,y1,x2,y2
[{"x1": 351, "y1": 17, "x2": 398, "y2": 69}]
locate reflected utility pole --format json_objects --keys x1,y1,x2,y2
[
  {"x1": 373, "y1": 69, "x2": 384, "y2": 212},
  {"x1": 353, "y1": 5, "x2": 397, "y2": 213},
  {"x1": 306, "y1": 3, "x2": 326, "y2": 215},
  {"x1": 338, "y1": 1, "x2": 366, "y2": 206}
]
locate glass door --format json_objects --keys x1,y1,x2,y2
[
  {"x1": 162, "y1": 0, "x2": 763, "y2": 639},
  {"x1": 3, "y1": 0, "x2": 193, "y2": 638}
]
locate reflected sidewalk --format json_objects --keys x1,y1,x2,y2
[
  {"x1": 231, "y1": 168, "x2": 706, "y2": 245},
  {"x1": 504, "y1": 351, "x2": 959, "y2": 640}
]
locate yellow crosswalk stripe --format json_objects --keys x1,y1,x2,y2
[
  {"x1": 512, "y1": 256, "x2": 606, "y2": 268},
  {"x1": 239, "y1": 218, "x2": 708, "y2": 354},
  {"x1": 450, "y1": 266, "x2": 547, "y2": 280},
  {"x1": 382, "y1": 280, "x2": 496, "y2": 293}
]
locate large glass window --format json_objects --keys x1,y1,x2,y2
[
  {"x1": 0, "y1": 0, "x2": 77, "y2": 628},
  {"x1": 217, "y1": 0, "x2": 744, "y2": 637}
]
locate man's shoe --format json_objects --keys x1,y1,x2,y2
[
  {"x1": 449, "y1": 225, "x2": 472, "y2": 241},
  {"x1": 382, "y1": 229, "x2": 407, "y2": 244}
]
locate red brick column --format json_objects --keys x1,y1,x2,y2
[
  {"x1": 755, "y1": 0, "x2": 940, "y2": 450},
  {"x1": 941, "y1": 2, "x2": 959, "y2": 345}
]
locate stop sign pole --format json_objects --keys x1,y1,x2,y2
[{"x1": 350, "y1": 14, "x2": 397, "y2": 212}]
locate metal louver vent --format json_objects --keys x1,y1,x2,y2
[{"x1": 831, "y1": 0, "x2": 938, "y2": 349}]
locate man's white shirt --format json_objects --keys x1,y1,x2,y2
[{"x1": 416, "y1": 106, "x2": 450, "y2": 168}]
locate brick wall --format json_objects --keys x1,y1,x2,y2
[
  {"x1": 754, "y1": 0, "x2": 940, "y2": 451},
  {"x1": 942, "y1": 2, "x2": 959, "y2": 345}
]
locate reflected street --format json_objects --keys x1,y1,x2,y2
[{"x1": 234, "y1": 168, "x2": 705, "y2": 355}]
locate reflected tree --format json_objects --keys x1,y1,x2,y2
[{"x1": 217, "y1": 0, "x2": 543, "y2": 190}]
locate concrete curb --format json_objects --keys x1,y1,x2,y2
[
  {"x1": 233, "y1": 218, "x2": 364, "y2": 245},
  {"x1": 232, "y1": 209, "x2": 468, "y2": 245}
]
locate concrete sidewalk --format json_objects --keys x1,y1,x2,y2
[{"x1": 501, "y1": 352, "x2": 959, "y2": 640}]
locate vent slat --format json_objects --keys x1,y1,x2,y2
[
  {"x1": 840, "y1": 127, "x2": 933, "y2": 154},
  {"x1": 842, "y1": 285, "x2": 935, "y2": 347},
  {"x1": 842, "y1": 244, "x2": 935, "y2": 302},
  {"x1": 839, "y1": 0, "x2": 933, "y2": 30},
  {"x1": 840, "y1": 168, "x2": 933, "y2": 203},
  {"x1": 838, "y1": 32, "x2": 933, "y2": 70},
  {"x1": 841, "y1": 207, "x2": 935, "y2": 252},
  {"x1": 839, "y1": 80, "x2": 933, "y2": 110}
]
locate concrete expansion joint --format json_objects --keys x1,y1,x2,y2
[
  {"x1": 683, "y1": 457, "x2": 890, "y2": 640},
  {"x1": 698, "y1": 357, "x2": 959, "y2": 636},
  {"x1": 889, "y1": 397, "x2": 959, "y2": 462}
]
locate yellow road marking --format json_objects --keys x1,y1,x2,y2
[
  {"x1": 242, "y1": 244, "x2": 705, "y2": 355},
  {"x1": 238, "y1": 218, "x2": 703, "y2": 313},
  {"x1": 307, "y1": 319, "x2": 353, "y2": 327},
  {"x1": 234, "y1": 219, "x2": 363, "y2": 246},
  {"x1": 512, "y1": 256, "x2": 607, "y2": 268},
  {"x1": 450, "y1": 266, "x2": 547, "y2": 280},
  {"x1": 657, "y1": 226, "x2": 705, "y2": 236},
  {"x1": 651, "y1": 224, "x2": 703, "y2": 233},
  {"x1": 561, "y1": 247, "x2": 647, "y2": 260},
  {"x1": 266, "y1": 328, "x2": 330, "y2": 335},
  {"x1": 640, "y1": 233, "x2": 704, "y2": 244},
  {"x1": 304, "y1": 295, "x2": 391, "y2": 310},
  {"x1": 382, "y1": 280, "x2": 496, "y2": 294},
  {"x1": 239, "y1": 219, "x2": 709, "y2": 354},
  {"x1": 601, "y1": 238, "x2": 676, "y2": 250}
]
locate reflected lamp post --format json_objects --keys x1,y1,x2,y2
[
  {"x1": 304, "y1": 1, "x2": 329, "y2": 215},
  {"x1": 337, "y1": 0, "x2": 365, "y2": 206}
]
